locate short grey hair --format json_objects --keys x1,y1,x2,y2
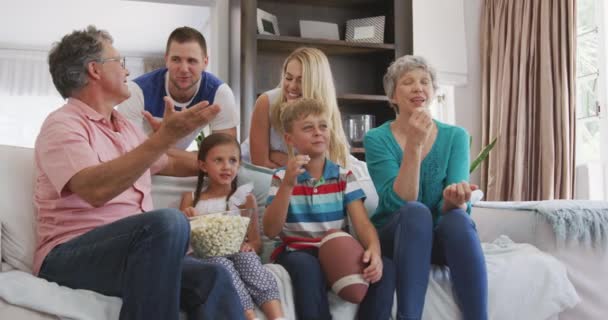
[
  {"x1": 383, "y1": 55, "x2": 439, "y2": 113},
  {"x1": 48, "y1": 25, "x2": 113, "y2": 99}
]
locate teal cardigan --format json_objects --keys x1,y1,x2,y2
[{"x1": 363, "y1": 120, "x2": 471, "y2": 229}]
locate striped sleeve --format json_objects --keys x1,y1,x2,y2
[
  {"x1": 343, "y1": 169, "x2": 366, "y2": 207},
  {"x1": 266, "y1": 168, "x2": 285, "y2": 205}
]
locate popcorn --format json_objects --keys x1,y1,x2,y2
[{"x1": 190, "y1": 213, "x2": 251, "y2": 258}]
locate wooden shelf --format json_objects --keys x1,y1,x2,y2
[
  {"x1": 337, "y1": 93, "x2": 389, "y2": 104},
  {"x1": 350, "y1": 147, "x2": 365, "y2": 154},
  {"x1": 257, "y1": 35, "x2": 395, "y2": 55},
  {"x1": 260, "y1": 0, "x2": 384, "y2": 7}
]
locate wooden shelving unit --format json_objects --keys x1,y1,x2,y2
[
  {"x1": 258, "y1": 34, "x2": 395, "y2": 55},
  {"x1": 260, "y1": 0, "x2": 380, "y2": 6},
  {"x1": 337, "y1": 93, "x2": 389, "y2": 104},
  {"x1": 239, "y1": 0, "x2": 412, "y2": 159}
]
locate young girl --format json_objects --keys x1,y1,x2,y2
[{"x1": 180, "y1": 133, "x2": 285, "y2": 320}]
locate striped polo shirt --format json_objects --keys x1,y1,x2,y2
[{"x1": 267, "y1": 158, "x2": 366, "y2": 239}]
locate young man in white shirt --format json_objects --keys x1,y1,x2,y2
[{"x1": 118, "y1": 26, "x2": 238, "y2": 150}]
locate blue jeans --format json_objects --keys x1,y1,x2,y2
[
  {"x1": 378, "y1": 202, "x2": 488, "y2": 320},
  {"x1": 276, "y1": 248, "x2": 396, "y2": 320},
  {"x1": 38, "y1": 208, "x2": 245, "y2": 320}
]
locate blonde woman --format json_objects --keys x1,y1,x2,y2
[{"x1": 242, "y1": 47, "x2": 350, "y2": 169}]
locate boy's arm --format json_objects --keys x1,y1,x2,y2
[
  {"x1": 263, "y1": 180, "x2": 294, "y2": 239},
  {"x1": 263, "y1": 155, "x2": 309, "y2": 238},
  {"x1": 347, "y1": 199, "x2": 381, "y2": 257},
  {"x1": 347, "y1": 199, "x2": 383, "y2": 283}
]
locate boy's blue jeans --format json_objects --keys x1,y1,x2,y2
[
  {"x1": 38, "y1": 208, "x2": 245, "y2": 320},
  {"x1": 378, "y1": 202, "x2": 488, "y2": 320},
  {"x1": 276, "y1": 248, "x2": 396, "y2": 320}
]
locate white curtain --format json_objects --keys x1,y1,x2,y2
[
  {"x1": 0, "y1": 49, "x2": 58, "y2": 96},
  {"x1": 0, "y1": 48, "x2": 150, "y2": 148},
  {"x1": 0, "y1": 49, "x2": 63, "y2": 148}
]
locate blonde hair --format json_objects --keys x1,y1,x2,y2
[
  {"x1": 270, "y1": 47, "x2": 350, "y2": 167},
  {"x1": 279, "y1": 98, "x2": 330, "y2": 158}
]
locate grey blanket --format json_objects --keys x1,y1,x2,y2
[
  {"x1": 475, "y1": 200, "x2": 608, "y2": 248},
  {"x1": 534, "y1": 200, "x2": 608, "y2": 248}
]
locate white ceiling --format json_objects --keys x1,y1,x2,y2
[{"x1": 0, "y1": 0, "x2": 211, "y2": 56}]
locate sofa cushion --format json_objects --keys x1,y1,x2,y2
[
  {"x1": 0, "y1": 145, "x2": 37, "y2": 273},
  {"x1": 150, "y1": 161, "x2": 274, "y2": 210}
]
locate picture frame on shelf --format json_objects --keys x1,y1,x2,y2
[
  {"x1": 345, "y1": 16, "x2": 385, "y2": 43},
  {"x1": 257, "y1": 8, "x2": 280, "y2": 36},
  {"x1": 299, "y1": 20, "x2": 340, "y2": 40}
]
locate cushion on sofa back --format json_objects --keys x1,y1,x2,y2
[
  {"x1": 0, "y1": 145, "x2": 37, "y2": 273},
  {"x1": 151, "y1": 161, "x2": 275, "y2": 210}
]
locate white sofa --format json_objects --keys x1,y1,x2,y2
[{"x1": 0, "y1": 144, "x2": 585, "y2": 320}]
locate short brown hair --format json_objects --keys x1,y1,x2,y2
[
  {"x1": 279, "y1": 98, "x2": 329, "y2": 134},
  {"x1": 48, "y1": 25, "x2": 113, "y2": 99},
  {"x1": 166, "y1": 26, "x2": 207, "y2": 56}
]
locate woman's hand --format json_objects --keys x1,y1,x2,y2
[
  {"x1": 283, "y1": 155, "x2": 310, "y2": 187},
  {"x1": 405, "y1": 109, "x2": 433, "y2": 147},
  {"x1": 442, "y1": 181, "x2": 478, "y2": 213},
  {"x1": 362, "y1": 248, "x2": 383, "y2": 284}
]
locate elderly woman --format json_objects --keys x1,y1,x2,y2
[{"x1": 364, "y1": 55, "x2": 488, "y2": 320}]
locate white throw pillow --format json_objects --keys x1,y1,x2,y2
[
  {"x1": 0, "y1": 145, "x2": 37, "y2": 273},
  {"x1": 238, "y1": 162, "x2": 274, "y2": 206}
]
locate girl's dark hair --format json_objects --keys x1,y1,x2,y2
[{"x1": 192, "y1": 133, "x2": 241, "y2": 208}]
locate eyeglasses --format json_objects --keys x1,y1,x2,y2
[{"x1": 98, "y1": 56, "x2": 126, "y2": 69}]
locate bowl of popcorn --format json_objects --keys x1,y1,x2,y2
[{"x1": 189, "y1": 209, "x2": 252, "y2": 258}]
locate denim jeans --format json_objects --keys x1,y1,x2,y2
[
  {"x1": 378, "y1": 202, "x2": 488, "y2": 320},
  {"x1": 38, "y1": 208, "x2": 245, "y2": 320},
  {"x1": 276, "y1": 248, "x2": 396, "y2": 320}
]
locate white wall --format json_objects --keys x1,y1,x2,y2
[
  {"x1": 0, "y1": 0, "x2": 209, "y2": 57},
  {"x1": 0, "y1": 0, "x2": 219, "y2": 148},
  {"x1": 454, "y1": 0, "x2": 483, "y2": 184},
  {"x1": 413, "y1": 0, "x2": 483, "y2": 184},
  {"x1": 413, "y1": 0, "x2": 468, "y2": 86}
]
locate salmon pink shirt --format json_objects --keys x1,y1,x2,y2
[{"x1": 32, "y1": 98, "x2": 168, "y2": 275}]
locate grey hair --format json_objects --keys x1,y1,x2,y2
[
  {"x1": 383, "y1": 55, "x2": 439, "y2": 113},
  {"x1": 48, "y1": 25, "x2": 113, "y2": 98}
]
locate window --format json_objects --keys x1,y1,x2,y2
[
  {"x1": 429, "y1": 85, "x2": 455, "y2": 125},
  {"x1": 575, "y1": 0, "x2": 608, "y2": 199},
  {"x1": 576, "y1": 0, "x2": 601, "y2": 164},
  {"x1": 0, "y1": 0, "x2": 220, "y2": 149},
  {"x1": 0, "y1": 50, "x2": 149, "y2": 148}
]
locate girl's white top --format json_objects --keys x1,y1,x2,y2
[{"x1": 193, "y1": 183, "x2": 254, "y2": 214}]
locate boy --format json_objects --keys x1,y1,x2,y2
[{"x1": 263, "y1": 98, "x2": 395, "y2": 320}]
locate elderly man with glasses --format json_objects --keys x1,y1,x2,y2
[{"x1": 33, "y1": 25, "x2": 244, "y2": 320}]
